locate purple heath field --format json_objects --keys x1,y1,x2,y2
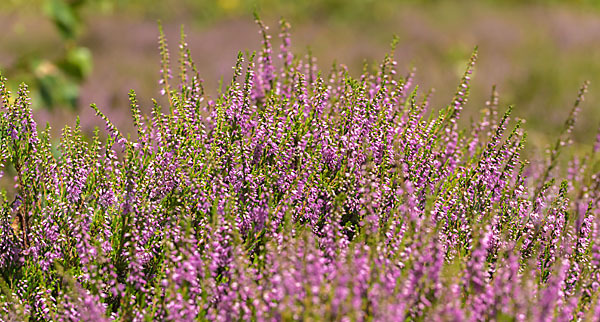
[{"x1": 2, "y1": 4, "x2": 600, "y2": 321}]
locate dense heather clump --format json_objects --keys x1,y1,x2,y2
[{"x1": 1, "y1": 18, "x2": 600, "y2": 321}]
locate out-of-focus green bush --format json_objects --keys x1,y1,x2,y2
[{"x1": 1, "y1": 0, "x2": 93, "y2": 110}]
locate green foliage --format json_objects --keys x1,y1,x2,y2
[{"x1": 1, "y1": 0, "x2": 93, "y2": 110}]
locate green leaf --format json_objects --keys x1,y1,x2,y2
[
  {"x1": 43, "y1": 0, "x2": 81, "y2": 40},
  {"x1": 60, "y1": 46, "x2": 93, "y2": 80}
]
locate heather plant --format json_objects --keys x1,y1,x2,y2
[{"x1": 1, "y1": 16, "x2": 600, "y2": 321}]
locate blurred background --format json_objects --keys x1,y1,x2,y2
[{"x1": 1, "y1": 0, "x2": 600, "y2": 156}]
